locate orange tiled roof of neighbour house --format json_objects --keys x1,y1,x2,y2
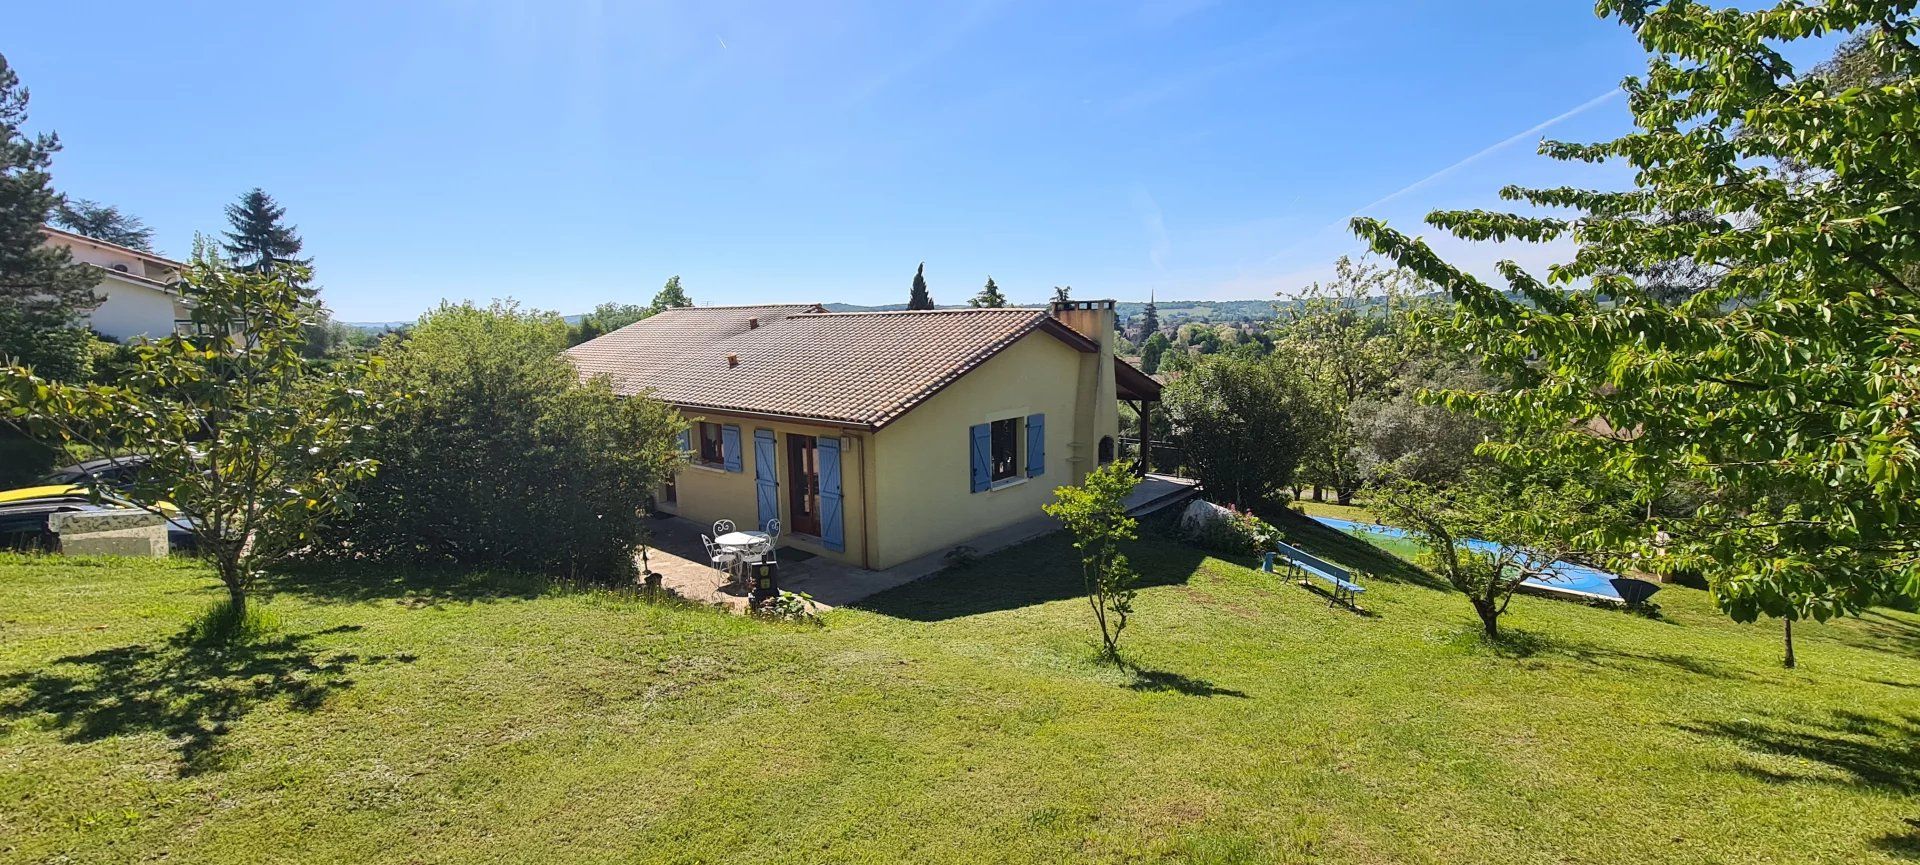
[{"x1": 565, "y1": 304, "x2": 1099, "y2": 429}]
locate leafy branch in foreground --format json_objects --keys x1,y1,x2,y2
[
  {"x1": 0, "y1": 248, "x2": 379, "y2": 617},
  {"x1": 1351, "y1": 1, "x2": 1920, "y2": 650},
  {"x1": 1044, "y1": 460, "x2": 1143, "y2": 661}
]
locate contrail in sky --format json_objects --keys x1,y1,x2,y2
[{"x1": 1344, "y1": 87, "x2": 1624, "y2": 220}]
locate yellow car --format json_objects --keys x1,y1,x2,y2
[{"x1": 0, "y1": 484, "x2": 180, "y2": 514}]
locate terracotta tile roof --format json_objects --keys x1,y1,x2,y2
[{"x1": 566, "y1": 304, "x2": 1096, "y2": 429}]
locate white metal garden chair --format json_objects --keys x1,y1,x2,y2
[{"x1": 701, "y1": 534, "x2": 741, "y2": 583}]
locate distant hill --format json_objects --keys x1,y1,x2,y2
[
  {"x1": 345, "y1": 299, "x2": 1293, "y2": 333},
  {"x1": 825, "y1": 299, "x2": 1289, "y2": 323}
]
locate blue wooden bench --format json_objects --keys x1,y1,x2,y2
[{"x1": 1265, "y1": 541, "x2": 1366, "y2": 608}]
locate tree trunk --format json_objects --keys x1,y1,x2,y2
[
  {"x1": 1473, "y1": 598, "x2": 1500, "y2": 640},
  {"x1": 1783, "y1": 619, "x2": 1796, "y2": 669},
  {"x1": 1313, "y1": 485, "x2": 1324, "y2": 502},
  {"x1": 1337, "y1": 485, "x2": 1355, "y2": 506}
]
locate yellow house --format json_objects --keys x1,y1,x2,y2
[{"x1": 567, "y1": 300, "x2": 1162, "y2": 570}]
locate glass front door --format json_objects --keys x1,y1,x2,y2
[{"x1": 786, "y1": 434, "x2": 821, "y2": 537}]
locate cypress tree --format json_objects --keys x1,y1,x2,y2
[
  {"x1": 1140, "y1": 290, "x2": 1159, "y2": 338},
  {"x1": 908, "y1": 262, "x2": 934, "y2": 310}
]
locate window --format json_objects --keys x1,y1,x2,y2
[
  {"x1": 697, "y1": 422, "x2": 726, "y2": 466},
  {"x1": 990, "y1": 417, "x2": 1020, "y2": 483}
]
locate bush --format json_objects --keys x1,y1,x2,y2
[
  {"x1": 1161, "y1": 355, "x2": 1315, "y2": 509},
  {"x1": 317, "y1": 301, "x2": 682, "y2": 581},
  {"x1": 1187, "y1": 503, "x2": 1278, "y2": 556}
]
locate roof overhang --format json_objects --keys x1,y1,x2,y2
[
  {"x1": 42, "y1": 225, "x2": 183, "y2": 270},
  {"x1": 1115, "y1": 357, "x2": 1162, "y2": 401}
]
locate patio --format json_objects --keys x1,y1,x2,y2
[{"x1": 635, "y1": 473, "x2": 1200, "y2": 612}]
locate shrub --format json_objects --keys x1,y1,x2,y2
[
  {"x1": 1188, "y1": 503, "x2": 1278, "y2": 556},
  {"x1": 317, "y1": 301, "x2": 682, "y2": 581},
  {"x1": 1043, "y1": 461, "x2": 1143, "y2": 662},
  {"x1": 755, "y1": 589, "x2": 822, "y2": 625}
]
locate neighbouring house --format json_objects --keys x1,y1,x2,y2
[
  {"x1": 40, "y1": 226, "x2": 191, "y2": 342},
  {"x1": 567, "y1": 299, "x2": 1164, "y2": 570}
]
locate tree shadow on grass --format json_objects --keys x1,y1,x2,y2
[
  {"x1": 0, "y1": 621, "x2": 406, "y2": 775},
  {"x1": 1124, "y1": 664, "x2": 1249, "y2": 698},
  {"x1": 266, "y1": 559, "x2": 548, "y2": 606},
  {"x1": 1675, "y1": 709, "x2": 1920, "y2": 794},
  {"x1": 1254, "y1": 508, "x2": 1449, "y2": 591},
  {"x1": 860, "y1": 532, "x2": 1210, "y2": 622},
  {"x1": 1824, "y1": 610, "x2": 1920, "y2": 657},
  {"x1": 1872, "y1": 820, "x2": 1920, "y2": 860}
]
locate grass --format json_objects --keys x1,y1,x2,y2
[
  {"x1": 1290, "y1": 498, "x2": 1378, "y2": 523},
  {"x1": 2, "y1": 527, "x2": 1918, "y2": 864}
]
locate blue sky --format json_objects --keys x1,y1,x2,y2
[{"x1": 6, "y1": 2, "x2": 1834, "y2": 320}]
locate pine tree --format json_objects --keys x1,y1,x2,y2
[
  {"x1": 0, "y1": 52, "x2": 98, "y2": 382},
  {"x1": 221, "y1": 188, "x2": 308, "y2": 275},
  {"x1": 1140, "y1": 289, "x2": 1159, "y2": 339},
  {"x1": 54, "y1": 198, "x2": 153, "y2": 250},
  {"x1": 908, "y1": 262, "x2": 934, "y2": 310},
  {"x1": 650, "y1": 275, "x2": 693, "y2": 311},
  {"x1": 970, "y1": 276, "x2": 1007, "y2": 308}
]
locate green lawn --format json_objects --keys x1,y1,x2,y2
[
  {"x1": 1291, "y1": 498, "x2": 1378, "y2": 523},
  {"x1": 2, "y1": 520, "x2": 1917, "y2": 864}
]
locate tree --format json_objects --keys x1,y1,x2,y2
[
  {"x1": 1051, "y1": 285, "x2": 1072, "y2": 305},
  {"x1": 1140, "y1": 290, "x2": 1160, "y2": 339},
  {"x1": 54, "y1": 198, "x2": 154, "y2": 250},
  {"x1": 1140, "y1": 331, "x2": 1171, "y2": 375},
  {"x1": 320, "y1": 300, "x2": 683, "y2": 580},
  {"x1": 571, "y1": 301, "x2": 652, "y2": 345},
  {"x1": 970, "y1": 276, "x2": 1007, "y2": 308},
  {"x1": 908, "y1": 262, "x2": 934, "y2": 310},
  {"x1": 1161, "y1": 355, "x2": 1315, "y2": 508},
  {"x1": 1373, "y1": 471, "x2": 1610, "y2": 640},
  {"x1": 1349, "y1": 360, "x2": 1495, "y2": 487},
  {"x1": 221, "y1": 188, "x2": 308, "y2": 275},
  {"x1": 0, "y1": 250, "x2": 378, "y2": 618},
  {"x1": 650, "y1": 275, "x2": 693, "y2": 311},
  {"x1": 1273, "y1": 256, "x2": 1416, "y2": 504},
  {"x1": 1043, "y1": 460, "x2": 1142, "y2": 661},
  {"x1": 1351, "y1": 1, "x2": 1920, "y2": 660},
  {"x1": 0, "y1": 52, "x2": 99, "y2": 384}
]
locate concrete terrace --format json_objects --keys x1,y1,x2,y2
[{"x1": 643, "y1": 473, "x2": 1201, "y2": 612}]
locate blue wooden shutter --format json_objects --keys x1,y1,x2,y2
[
  {"x1": 969, "y1": 423, "x2": 991, "y2": 492},
  {"x1": 721, "y1": 424, "x2": 743, "y2": 472},
  {"x1": 1026, "y1": 413, "x2": 1045, "y2": 477},
  {"x1": 753, "y1": 429, "x2": 779, "y2": 531},
  {"x1": 676, "y1": 428, "x2": 692, "y2": 455},
  {"x1": 817, "y1": 436, "x2": 845, "y2": 552}
]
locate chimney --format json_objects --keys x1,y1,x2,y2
[
  {"x1": 1049, "y1": 299, "x2": 1119, "y2": 484},
  {"x1": 1048, "y1": 298, "x2": 1116, "y2": 345},
  {"x1": 748, "y1": 317, "x2": 759, "y2": 329},
  {"x1": 727, "y1": 354, "x2": 739, "y2": 368}
]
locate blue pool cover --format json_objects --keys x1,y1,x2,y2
[{"x1": 1310, "y1": 516, "x2": 1623, "y2": 600}]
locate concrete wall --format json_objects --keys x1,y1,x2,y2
[
  {"x1": 89, "y1": 276, "x2": 186, "y2": 342},
  {"x1": 656, "y1": 410, "x2": 872, "y2": 568},
  {"x1": 867, "y1": 329, "x2": 1110, "y2": 569}
]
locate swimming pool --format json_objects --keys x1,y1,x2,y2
[{"x1": 1310, "y1": 516, "x2": 1624, "y2": 600}]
